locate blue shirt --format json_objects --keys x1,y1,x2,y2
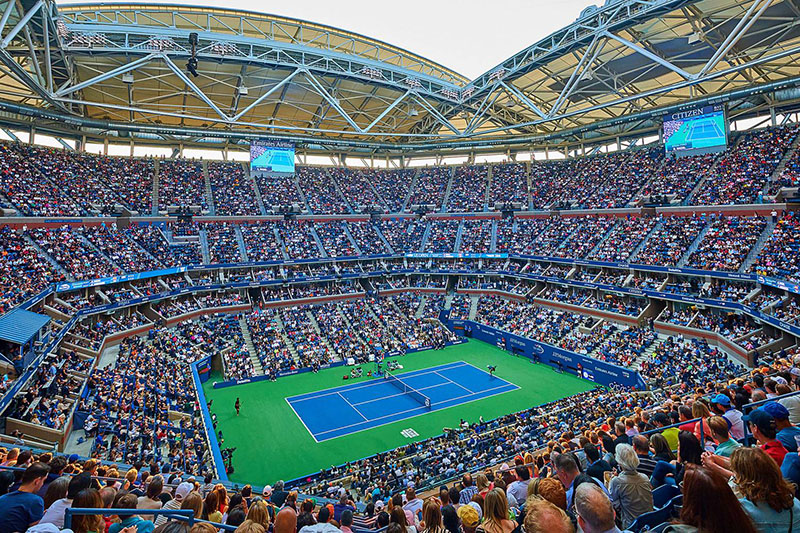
[
  {"x1": 0, "y1": 490, "x2": 45, "y2": 533},
  {"x1": 777, "y1": 426, "x2": 800, "y2": 452},
  {"x1": 109, "y1": 516, "x2": 155, "y2": 533},
  {"x1": 740, "y1": 498, "x2": 800, "y2": 533}
]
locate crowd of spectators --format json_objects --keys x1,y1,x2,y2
[
  {"x1": 297, "y1": 167, "x2": 350, "y2": 214},
  {"x1": 447, "y1": 166, "x2": 488, "y2": 212},
  {"x1": 589, "y1": 217, "x2": 658, "y2": 263},
  {"x1": 489, "y1": 162, "x2": 529, "y2": 207},
  {"x1": 457, "y1": 220, "x2": 494, "y2": 254},
  {"x1": 0, "y1": 225, "x2": 64, "y2": 313},
  {"x1": 686, "y1": 216, "x2": 767, "y2": 272},
  {"x1": 208, "y1": 162, "x2": 260, "y2": 216},
  {"x1": 314, "y1": 222, "x2": 357, "y2": 258},
  {"x1": 407, "y1": 167, "x2": 450, "y2": 210},
  {"x1": 28, "y1": 226, "x2": 121, "y2": 281},
  {"x1": 158, "y1": 160, "x2": 208, "y2": 212},
  {"x1": 635, "y1": 216, "x2": 707, "y2": 267},
  {"x1": 751, "y1": 212, "x2": 800, "y2": 282},
  {"x1": 693, "y1": 125, "x2": 799, "y2": 205}
]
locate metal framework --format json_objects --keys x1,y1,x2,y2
[{"x1": 0, "y1": 0, "x2": 798, "y2": 152}]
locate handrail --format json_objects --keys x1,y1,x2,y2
[{"x1": 64, "y1": 508, "x2": 237, "y2": 532}]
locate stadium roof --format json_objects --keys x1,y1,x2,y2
[{"x1": 0, "y1": 0, "x2": 799, "y2": 153}]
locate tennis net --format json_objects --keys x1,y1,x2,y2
[{"x1": 384, "y1": 371, "x2": 431, "y2": 409}]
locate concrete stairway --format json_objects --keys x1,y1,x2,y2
[
  {"x1": 453, "y1": 220, "x2": 465, "y2": 253},
  {"x1": 202, "y1": 161, "x2": 215, "y2": 215},
  {"x1": 441, "y1": 166, "x2": 456, "y2": 212},
  {"x1": 274, "y1": 311, "x2": 300, "y2": 363},
  {"x1": 306, "y1": 309, "x2": 336, "y2": 357},
  {"x1": 151, "y1": 159, "x2": 160, "y2": 216},
  {"x1": 246, "y1": 162, "x2": 268, "y2": 216},
  {"x1": 765, "y1": 132, "x2": 800, "y2": 194},
  {"x1": 401, "y1": 168, "x2": 421, "y2": 212},
  {"x1": 740, "y1": 220, "x2": 775, "y2": 273},
  {"x1": 234, "y1": 225, "x2": 248, "y2": 261},
  {"x1": 629, "y1": 219, "x2": 664, "y2": 263},
  {"x1": 198, "y1": 229, "x2": 211, "y2": 264},
  {"x1": 468, "y1": 295, "x2": 479, "y2": 321},
  {"x1": 677, "y1": 221, "x2": 712, "y2": 267},
  {"x1": 238, "y1": 316, "x2": 264, "y2": 375},
  {"x1": 23, "y1": 232, "x2": 72, "y2": 280}
]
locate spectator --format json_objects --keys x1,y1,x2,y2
[
  {"x1": 708, "y1": 415, "x2": 742, "y2": 458},
  {"x1": 631, "y1": 435, "x2": 658, "y2": 478},
  {"x1": 138, "y1": 475, "x2": 164, "y2": 510},
  {"x1": 764, "y1": 401, "x2": 800, "y2": 453},
  {"x1": 711, "y1": 392, "x2": 746, "y2": 441},
  {"x1": 456, "y1": 504, "x2": 479, "y2": 533},
  {"x1": 522, "y1": 496, "x2": 573, "y2": 533},
  {"x1": 506, "y1": 466, "x2": 531, "y2": 506},
  {"x1": 274, "y1": 507, "x2": 297, "y2": 533},
  {"x1": 554, "y1": 453, "x2": 581, "y2": 508},
  {"x1": 109, "y1": 493, "x2": 155, "y2": 533},
  {"x1": 459, "y1": 474, "x2": 476, "y2": 505},
  {"x1": 71, "y1": 488, "x2": 105, "y2": 533},
  {"x1": 41, "y1": 471, "x2": 91, "y2": 528},
  {"x1": 664, "y1": 465, "x2": 757, "y2": 533},
  {"x1": 476, "y1": 489, "x2": 517, "y2": 533},
  {"x1": 573, "y1": 483, "x2": 620, "y2": 533},
  {"x1": 607, "y1": 444, "x2": 653, "y2": 529},
  {"x1": 728, "y1": 447, "x2": 800, "y2": 531},
  {"x1": 747, "y1": 408, "x2": 789, "y2": 466},
  {"x1": 651, "y1": 431, "x2": 703, "y2": 488},
  {"x1": 583, "y1": 444, "x2": 612, "y2": 481},
  {"x1": 155, "y1": 482, "x2": 194, "y2": 527},
  {"x1": 419, "y1": 501, "x2": 443, "y2": 533},
  {"x1": 0, "y1": 462, "x2": 48, "y2": 533}
]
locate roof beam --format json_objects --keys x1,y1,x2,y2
[
  {"x1": 232, "y1": 67, "x2": 301, "y2": 122},
  {"x1": 601, "y1": 30, "x2": 693, "y2": 80},
  {"x1": 698, "y1": 0, "x2": 775, "y2": 77},
  {"x1": 161, "y1": 54, "x2": 230, "y2": 121},
  {"x1": 55, "y1": 54, "x2": 157, "y2": 97}
]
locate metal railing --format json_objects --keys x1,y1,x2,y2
[{"x1": 64, "y1": 508, "x2": 237, "y2": 532}]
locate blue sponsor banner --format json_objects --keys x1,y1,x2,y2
[
  {"x1": 447, "y1": 319, "x2": 647, "y2": 390},
  {"x1": 405, "y1": 253, "x2": 508, "y2": 259},
  {"x1": 191, "y1": 357, "x2": 227, "y2": 481}
]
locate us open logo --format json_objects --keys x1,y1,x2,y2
[{"x1": 401, "y1": 428, "x2": 418, "y2": 438}]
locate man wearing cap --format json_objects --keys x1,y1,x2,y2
[
  {"x1": 154, "y1": 482, "x2": 193, "y2": 527},
  {"x1": 711, "y1": 393, "x2": 744, "y2": 441},
  {"x1": 747, "y1": 408, "x2": 789, "y2": 466},
  {"x1": 764, "y1": 401, "x2": 800, "y2": 452}
]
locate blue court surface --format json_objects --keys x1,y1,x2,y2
[{"x1": 286, "y1": 361, "x2": 519, "y2": 442}]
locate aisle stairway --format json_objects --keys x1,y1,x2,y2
[{"x1": 238, "y1": 316, "x2": 264, "y2": 375}]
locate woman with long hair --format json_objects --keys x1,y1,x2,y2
[
  {"x1": 182, "y1": 492, "x2": 204, "y2": 519},
  {"x1": 650, "y1": 433, "x2": 676, "y2": 462},
  {"x1": 691, "y1": 401, "x2": 714, "y2": 449},
  {"x1": 730, "y1": 447, "x2": 800, "y2": 532},
  {"x1": 651, "y1": 431, "x2": 703, "y2": 488},
  {"x1": 441, "y1": 504, "x2": 461, "y2": 533},
  {"x1": 71, "y1": 488, "x2": 106, "y2": 533},
  {"x1": 390, "y1": 506, "x2": 417, "y2": 533},
  {"x1": 420, "y1": 500, "x2": 445, "y2": 533},
  {"x1": 246, "y1": 499, "x2": 271, "y2": 530},
  {"x1": 203, "y1": 489, "x2": 223, "y2": 523},
  {"x1": 476, "y1": 474, "x2": 492, "y2": 498},
  {"x1": 477, "y1": 489, "x2": 518, "y2": 533},
  {"x1": 664, "y1": 465, "x2": 757, "y2": 533}
]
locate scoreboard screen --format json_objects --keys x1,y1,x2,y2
[
  {"x1": 663, "y1": 104, "x2": 728, "y2": 155},
  {"x1": 250, "y1": 140, "x2": 295, "y2": 173}
]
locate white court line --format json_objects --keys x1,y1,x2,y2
[
  {"x1": 314, "y1": 382, "x2": 519, "y2": 438},
  {"x1": 284, "y1": 397, "x2": 320, "y2": 443},
  {"x1": 434, "y1": 370, "x2": 474, "y2": 394},
  {"x1": 338, "y1": 391, "x2": 368, "y2": 421},
  {"x1": 287, "y1": 360, "x2": 470, "y2": 403}
]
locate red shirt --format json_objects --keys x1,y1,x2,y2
[{"x1": 762, "y1": 440, "x2": 788, "y2": 466}]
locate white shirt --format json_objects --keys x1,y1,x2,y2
[
  {"x1": 40, "y1": 498, "x2": 72, "y2": 528},
  {"x1": 724, "y1": 408, "x2": 745, "y2": 440}
]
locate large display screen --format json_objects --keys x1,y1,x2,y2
[
  {"x1": 663, "y1": 104, "x2": 727, "y2": 154},
  {"x1": 250, "y1": 140, "x2": 295, "y2": 173}
]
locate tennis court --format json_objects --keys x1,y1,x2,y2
[
  {"x1": 286, "y1": 361, "x2": 519, "y2": 442},
  {"x1": 685, "y1": 117, "x2": 725, "y2": 142}
]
